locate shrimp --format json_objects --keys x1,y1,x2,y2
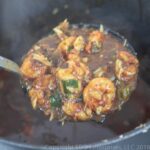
[
  {"x1": 32, "y1": 75, "x2": 56, "y2": 90},
  {"x1": 57, "y1": 53, "x2": 90, "y2": 80},
  {"x1": 57, "y1": 36, "x2": 76, "y2": 57},
  {"x1": 58, "y1": 36, "x2": 85, "y2": 58},
  {"x1": 56, "y1": 68, "x2": 82, "y2": 99},
  {"x1": 83, "y1": 77, "x2": 116, "y2": 115},
  {"x1": 63, "y1": 101, "x2": 92, "y2": 121},
  {"x1": 115, "y1": 51, "x2": 139, "y2": 81},
  {"x1": 85, "y1": 30, "x2": 105, "y2": 53},
  {"x1": 20, "y1": 54, "x2": 48, "y2": 78},
  {"x1": 56, "y1": 54, "x2": 90, "y2": 99},
  {"x1": 28, "y1": 75, "x2": 54, "y2": 113},
  {"x1": 67, "y1": 58, "x2": 90, "y2": 81},
  {"x1": 29, "y1": 88, "x2": 51, "y2": 115},
  {"x1": 29, "y1": 88, "x2": 46, "y2": 109}
]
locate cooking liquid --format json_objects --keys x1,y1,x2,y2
[{"x1": 0, "y1": 68, "x2": 150, "y2": 145}]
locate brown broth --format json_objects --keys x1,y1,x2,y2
[
  {"x1": 0, "y1": 27, "x2": 147, "y2": 146},
  {"x1": 0, "y1": 65, "x2": 149, "y2": 146}
]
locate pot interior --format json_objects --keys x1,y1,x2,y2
[{"x1": 0, "y1": 0, "x2": 150, "y2": 146}]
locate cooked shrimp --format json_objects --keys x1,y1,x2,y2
[
  {"x1": 115, "y1": 51, "x2": 139, "y2": 81},
  {"x1": 29, "y1": 88, "x2": 45, "y2": 109},
  {"x1": 20, "y1": 54, "x2": 48, "y2": 78},
  {"x1": 67, "y1": 59, "x2": 90, "y2": 81},
  {"x1": 29, "y1": 88, "x2": 51, "y2": 115},
  {"x1": 56, "y1": 54, "x2": 90, "y2": 99},
  {"x1": 58, "y1": 35, "x2": 85, "y2": 58},
  {"x1": 57, "y1": 36, "x2": 76, "y2": 57},
  {"x1": 63, "y1": 101, "x2": 92, "y2": 121},
  {"x1": 85, "y1": 30, "x2": 104, "y2": 53},
  {"x1": 56, "y1": 68, "x2": 82, "y2": 99},
  {"x1": 32, "y1": 75, "x2": 56, "y2": 90},
  {"x1": 57, "y1": 53, "x2": 90, "y2": 81},
  {"x1": 67, "y1": 53, "x2": 81, "y2": 61},
  {"x1": 83, "y1": 77, "x2": 116, "y2": 115},
  {"x1": 29, "y1": 75, "x2": 54, "y2": 113}
]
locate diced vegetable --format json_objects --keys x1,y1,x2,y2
[
  {"x1": 117, "y1": 86, "x2": 131, "y2": 101},
  {"x1": 53, "y1": 19, "x2": 69, "y2": 40},
  {"x1": 99, "y1": 24, "x2": 104, "y2": 33},
  {"x1": 53, "y1": 28, "x2": 67, "y2": 40},
  {"x1": 74, "y1": 36, "x2": 85, "y2": 51},
  {"x1": 61, "y1": 79, "x2": 80, "y2": 99},
  {"x1": 50, "y1": 90, "x2": 62, "y2": 107},
  {"x1": 92, "y1": 41, "x2": 102, "y2": 53},
  {"x1": 94, "y1": 66, "x2": 107, "y2": 77},
  {"x1": 54, "y1": 19, "x2": 69, "y2": 32},
  {"x1": 33, "y1": 45, "x2": 40, "y2": 51},
  {"x1": 32, "y1": 53, "x2": 52, "y2": 66},
  {"x1": 67, "y1": 45, "x2": 74, "y2": 52},
  {"x1": 62, "y1": 79, "x2": 78, "y2": 94}
]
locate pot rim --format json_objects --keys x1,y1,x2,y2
[{"x1": 0, "y1": 121, "x2": 149, "y2": 150}]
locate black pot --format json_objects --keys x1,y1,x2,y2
[{"x1": 0, "y1": 0, "x2": 150, "y2": 149}]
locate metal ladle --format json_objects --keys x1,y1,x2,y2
[{"x1": 0, "y1": 56, "x2": 21, "y2": 75}]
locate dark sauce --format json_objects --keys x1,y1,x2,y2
[
  {"x1": 0, "y1": 69, "x2": 150, "y2": 145},
  {"x1": 0, "y1": 25, "x2": 146, "y2": 145}
]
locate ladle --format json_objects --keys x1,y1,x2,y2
[{"x1": 0, "y1": 56, "x2": 21, "y2": 75}]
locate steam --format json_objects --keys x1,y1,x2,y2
[
  {"x1": 1, "y1": 0, "x2": 144, "y2": 62},
  {"x1": 1, "y1": 0, "x2": 49, "y2": 61},
  {"x1": 1, "y1": 0, "x2": 88, "y2": 62}
]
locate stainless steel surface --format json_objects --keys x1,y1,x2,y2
[{"x1": 0, "y1": 56, "x2": 20, "y2": 75}]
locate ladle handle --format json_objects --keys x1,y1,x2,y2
[{"x1": 0, "y1": 56, "x2": 21, "y2": 75}]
